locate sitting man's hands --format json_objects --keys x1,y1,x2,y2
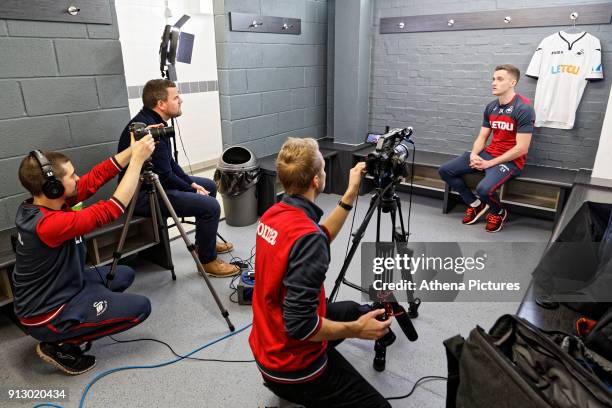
[
  {"x1": 469, "y1": 153, "x2": 495, "y2": 170},
  {"x1": 191, "y1": 182, "x2": 209, "y2": 196}
]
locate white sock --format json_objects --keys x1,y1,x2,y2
[{"x1": 470, "y1": 199, "x2": 482, "y2": 208}]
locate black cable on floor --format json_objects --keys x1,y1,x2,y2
[
  {"x1": 107, "y1": 335, "x2": 255, "y2": 363},
  {"x1": 385, "y1": 375, "x2": 447, "y2": 400}
]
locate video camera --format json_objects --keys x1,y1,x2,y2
[
  {"x1": 365, "y1": 127, "x2": 413, "y2": 187},
  {"x1": 129, "y1": 122, "x2": 175, "y2": 142}
]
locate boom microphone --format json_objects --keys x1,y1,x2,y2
[{"x1": 391, "y1": 303, "x2": 418, "y2": 341}]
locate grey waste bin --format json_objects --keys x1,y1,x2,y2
[{"x1": 214, "y1": 146, "x2": 260, "y2": 227}]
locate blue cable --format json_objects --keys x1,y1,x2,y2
[{"x1": 33, "y1": 323, "x2": 252, "y2": 408}]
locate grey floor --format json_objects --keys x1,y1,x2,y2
[{"x1": 0, "y1": 192, "x2": 553, "y2": 408}]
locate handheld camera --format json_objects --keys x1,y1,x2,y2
[{"x1": 129, "y1": 122, "x2": 175, "y2": 142}]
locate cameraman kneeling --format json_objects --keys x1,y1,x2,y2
[
  {"x1": 249, "y1": 138, "x2": 392, "y2": 408},
  {"x1": 13, "y1": 135, "x2": 155, "y2": 375}
]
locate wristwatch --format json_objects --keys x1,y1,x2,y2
[{"x1": 337, "y1": 200, "x2": 353, "y2": 211}]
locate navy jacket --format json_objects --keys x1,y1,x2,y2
[{"x1": 118, "y1": 107, "x2": 195, "y2": 192}]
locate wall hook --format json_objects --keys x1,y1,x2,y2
[
  {"x1": 447, "y1": 19, "x2": 454, "y2": 27},
  {"x1": 67, "y1": 6, "x2": 81, "y2": 16},
  {"x1": 504, "y1": 16, "x2": 512, "y2": 24},
  {"x1": 249, "y1": 20, "x2": 263, "y2": 28}
]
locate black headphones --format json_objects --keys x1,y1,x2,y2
[{"x1": 29, "y1": 150, "x2": 65, "y2": 199}]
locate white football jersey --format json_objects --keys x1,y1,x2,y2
[{"x1": 526, "y1": 31, "x2": 603, "y2": 129}]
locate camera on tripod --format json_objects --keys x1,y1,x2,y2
[
  {"x1": 365, "y1": 127, "x2": 414, "y2": 186},
  {"x1": 129, "y1": 122, "x2": 175, "y2": 142}
]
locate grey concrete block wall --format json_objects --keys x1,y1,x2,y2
[
  {"x1": 370, "y1": 0, "x2": 612, "y2": 170},
  {"x1": 214, "y1": 0, "x2": 328, "y2": 159},
  {"x1": 0, "y1": 0, "x2": 130, "y2": 232}
]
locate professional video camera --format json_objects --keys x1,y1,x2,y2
[
  {"x1": 365, "y1": 127, "x2": 413, "y2": 187},
  {"x1": 129, "y1": 121, "x2": 175, "y2": 142},
  {"x1": 331, "y1": 125, "x2": 421, "y2": 371}
]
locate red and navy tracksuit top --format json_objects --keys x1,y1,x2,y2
[
  {"x1": 249, "y1": 194, "x2": 332, "y2": 383},
  {"x1": 483, "y1": 93, "x2": 535, "y2": 170},
  {"x1": 13, "y1": 157, "x2": 126, "y2": 323}
]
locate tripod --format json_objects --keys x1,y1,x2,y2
[
  {"x1": 105, "y1": 161, "x2": 235, "y2": 332},
  {"x1": 329, "y1": 182, "x2": 420, "y2": 371}
]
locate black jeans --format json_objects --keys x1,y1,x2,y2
[
  {"x1": 264, "y1": 301, "x2": 391, "y2": 408},
  {"x1": 134, "y1": 176, "x2": 221, "y2": 263}
]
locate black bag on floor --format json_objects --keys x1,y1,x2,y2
[
  {"x1": 585, "y1": 306, "x2": 612, "y2": 362},
  {"x1": 444, "y1": 314, "x2": 612, "y2": 408}
]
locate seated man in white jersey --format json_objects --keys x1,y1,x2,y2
[{"x1": 439, "y1": 64, "x2": 536, "y2": 232}]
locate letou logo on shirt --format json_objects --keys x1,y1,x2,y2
[
  {"x1": 550, "y1": 64, "x2": 580, "y2": 75},
  {"x1": 491, "y1": 121, "x2": 514, "y2": 131}
]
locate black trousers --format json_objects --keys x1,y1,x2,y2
[
  {"x1": 264, "y1": 301, "x2": 391, "y2": 408},
  {"x1": 134, "y1": 176, "x2": 221, "y2": 263}
]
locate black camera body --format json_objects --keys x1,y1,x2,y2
[
  {"x1": 129, "y1": 121, "x2": 175, "y2": 141},
  {"x1": 365, "y1": 127, "x2": 413, "y2": 187}
]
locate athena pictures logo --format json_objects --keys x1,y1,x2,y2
[{"x1": 93, "y1": 300, "x2": 108, "y2": 317}]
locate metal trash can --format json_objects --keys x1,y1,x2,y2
[{"x1": 214, "y1": 146, "x2": 260, "y2": 227}]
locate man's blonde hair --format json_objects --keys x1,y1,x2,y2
[{"x1": 276, "y1": 137, "x2": 323, "y2": 194}]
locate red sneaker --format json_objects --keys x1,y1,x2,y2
[
  {"x1": 485, "y1": 209, "x2": 508, "y2": 233},
  {"x1": 462, "y1": 203, "x2": 489, "y2": 225}
]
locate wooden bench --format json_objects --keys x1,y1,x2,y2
[
  {"x1": 0, "y1": 228, "x2": 18, "y2": 308},
  {"x1": 351, "y1": 147, "x2": 576, "y2": 222},
  {"x1": 257, "y1": 148, "x2": 339, "y2": 215}
]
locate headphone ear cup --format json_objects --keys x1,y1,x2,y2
[{"x1": 43, "y1": 179, "x2": 64, "y2": 199}]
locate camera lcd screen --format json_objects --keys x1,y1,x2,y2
[{"x1": 366, "y1": 133, "x2": 381, "y2": 144}]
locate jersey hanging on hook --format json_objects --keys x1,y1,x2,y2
[{"x1": 526, "y1": 30, "x2": 603, "y2": 129}]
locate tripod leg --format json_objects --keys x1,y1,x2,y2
[
  {"x1": 390, "y1": 207, "x2": 397, "y2": 243},
  {"x1": 395, "y1": 195, "x2": 407, "y2": 241},
  {"x1": 150, "y1": 189, "x2": 176, "y2": 281},
  {"x1": 376, "y1": 204, "x2": 382, "y2": 242},
  {"x1": 106, "y1": 179, "x2": 143, "y2": 288},
  {"x1": 330, "y1": 192, "x2": 383, "y2": 302},
  {"x1": 394, "y1": 196, "x2": 419, "y2": 316},
  {"x1": 151, "y1": 177, "x2": 235, "y2": 332}
]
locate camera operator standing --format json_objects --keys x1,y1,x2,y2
[
  {"x1": 249, "y1": 138, "x2": 393, "y2": 408},
  {"x1": 117, "y1": 79, "x2": 238, "y2": 277},
  {"x1": 13, "y1": 135, "x2": 155, "y2": 374}
]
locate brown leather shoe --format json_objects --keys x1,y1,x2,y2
[
  {"x1": 203, "y1": 258, "x2": 240, "y2": 277},
  {"x1": 216, "y1": 241, "x2": 234, "y2": 254}
]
